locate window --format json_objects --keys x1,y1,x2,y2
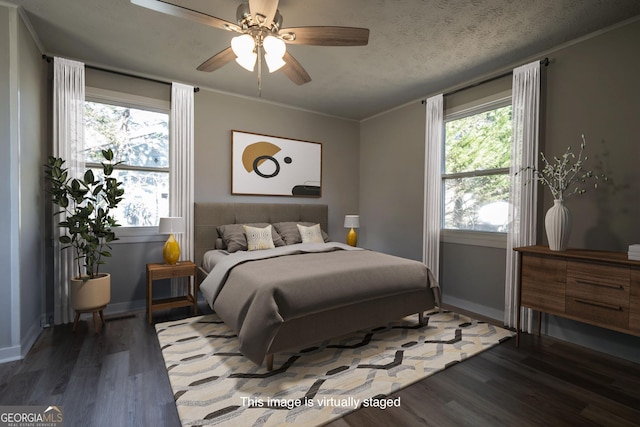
[
  {"x1": 84, "y1": 91, "x2": 169, "y2": 227},
  {"x1": 442, "y1": 100, "x2": 512, "y2": 233}
]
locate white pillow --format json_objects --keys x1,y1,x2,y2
[
  {"x1": 297, "y1": 223, "x2": 325, "y2": 244},
  {"x1": 243, "y1": 224, "x2": 276, "y2": 251}
]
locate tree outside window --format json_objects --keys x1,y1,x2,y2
[
  {"x1": 84, "y1": 101, "x2": 169, "y2": 227},
  {"x1": 443, "y1": 104, "x2": 512, "y2": 232}
]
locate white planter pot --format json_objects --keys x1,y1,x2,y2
[
  {"x1": 70, "y1": 273, "x2": 111, "y2": 311},
  {"x1": 545, "y1": 199, "x2": 572, "y2": 251}
]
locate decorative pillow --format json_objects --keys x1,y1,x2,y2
[
  {"x1": 297, "y1": 223, "x2": 325, "y2": 243},
  {"x1": 217, "y1": 223, "x2": 284, "y2": 252},
  {"x1": 273, "y1": 222, "x2": 330, "y2": 245},
  {"x1": 214, "y1": 238, "x2": 225, "y2": 250},
  {"x1": 243, "y1": 225, "x2": 276, "y2": 251}
]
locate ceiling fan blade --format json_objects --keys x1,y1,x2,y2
[
  {"x1": 280, "y1": 51, "x2": 311, "y2": 85},
  {"x1": 249, "y1": 0, "x2": 279, "y2": 26},
  {"x1": 280, "y1": 26, "x2": 369, "y2": 46},
  {"x1": 197, "y1": 47, "x2": 236, "y2": 72},
  {"x1": 131, "y1": 0, "x2": 241, "y2": 32}
]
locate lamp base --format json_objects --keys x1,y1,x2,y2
[
  {"x1": 163, "y1": 234, "x2": 181, "y2": 265},
  {"x1": 346, "y1": 228, "x2": 357, "y2": 247}
]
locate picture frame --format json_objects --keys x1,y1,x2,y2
[{"x1": 231, "y1": 130, "x2": 322, "y2": 197}]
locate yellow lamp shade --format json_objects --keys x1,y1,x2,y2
[{"x1": 163, "y1": 234, "x2": 181, "y2": 265}]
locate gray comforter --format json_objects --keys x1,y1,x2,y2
[{"x1": 200, "y1": 242, "x2": 439, "y2": 365}]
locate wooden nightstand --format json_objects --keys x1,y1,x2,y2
[{"x1": 146, "y1": 261, "x2": 199, "y2": 324}]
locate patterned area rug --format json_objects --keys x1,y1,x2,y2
[{"x1": 156, "y1": 310, "x2": 513, "y2": 426}]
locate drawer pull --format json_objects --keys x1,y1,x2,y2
[
  {"x1": 574, "y1": 298, "x2": 623, "y2": 312},
  {"x1": 575, "y1": 279, "x2": 624, "y2": 290}
]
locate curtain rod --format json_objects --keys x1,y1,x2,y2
[
  {"x1": 42, "y1": 55, "x2": 200, "y2": 93},
  {"x1": 421, "y1": 57, "x2": 549, "y2": 103}
]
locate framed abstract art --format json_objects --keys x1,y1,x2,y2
[{"x1": 231, "y1": 130, "x2": 322, "y2": 197}]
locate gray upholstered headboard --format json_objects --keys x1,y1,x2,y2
[{"x1": 194, "y1": 202, "x2": 328, "y2": 268}]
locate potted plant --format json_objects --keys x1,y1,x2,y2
[
  {"x1": 45, "y1": 149, "x2": 125, "y2": 311},
  {"x1": 519, "y1": 135, "x2": 605, "y2": 250}
]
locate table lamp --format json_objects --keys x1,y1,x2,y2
[
  {"x1": 344, "y1": 215, "x2": 360, "y2": 247},
  {"x1": 159, "y1": 217, "x2": 185, "y2": 265}
]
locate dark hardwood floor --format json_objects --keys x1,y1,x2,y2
[{"x1": 1, "y1": 303, "x2": 639, "y2": 427}]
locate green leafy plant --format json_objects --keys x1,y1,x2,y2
[
  {"x1": 519, "y1": 135, "x2": 605, "y2": 201},
  {"x1": 45, "y1": 149, "x2": 125, "y2": 280}
]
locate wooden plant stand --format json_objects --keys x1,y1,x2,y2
[{"x1": 73, "y1": 305, "x2": 106, "y2": 334}]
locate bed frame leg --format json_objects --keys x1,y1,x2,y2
[
  {"x1": 418, "y1": 312, "x2": 424, "y2": 325},
  {"x1": 266, "y1": 354, "x2": 274, "y2": 371}
]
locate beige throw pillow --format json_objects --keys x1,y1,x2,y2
[
  {"x1": 243, "y1": 225, "x2": 276, "y2": 251},
  {"x1": 297, "y1": 223, "x2": 325, "y2": 244}
]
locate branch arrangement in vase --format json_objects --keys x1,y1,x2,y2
[
  {"x1": 45, "y1": 149, "x2": 125, "y2": 280},
  {"x1": 518, "y1": 134, "x2": 606, "y2": 200}
]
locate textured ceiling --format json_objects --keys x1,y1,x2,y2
[{"x1": 7, "y1": 0, "x2": 640, "y2": 120}]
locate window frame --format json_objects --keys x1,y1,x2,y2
[
  {"x1": 84, "y1": 87, "x2": 170, "y2": 243},
  {"x1": 441, "y1": 96, "x2": 512, "y2": 248}
]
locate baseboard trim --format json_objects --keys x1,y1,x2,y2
[
  {"x1": 0, "y1": 345, "x2": 21, "y2": 364},
  {"x1": 20, "y1": 319, "x2": 43, "y2": 358},
  {"x1": 0, "y1": 319, "x2": 44, "y2": 364},
  {"x1": 76, "y1": 299, "x2": 147, "y2": 320},
  {"x1": 441, "y1": 295, "x2": 504, "y2": 324}
]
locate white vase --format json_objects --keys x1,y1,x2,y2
[{"x1": 545, "y1": 199, "x2": 571, "y2": 251}]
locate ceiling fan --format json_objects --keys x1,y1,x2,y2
[{"x1": 131, "y1": 0, "x2": 369, "y2": 90}]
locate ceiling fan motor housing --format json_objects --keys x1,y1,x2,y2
[
  {"x1": 236, "y1": 2, "x2": 251, "y2": 26},
  {"x1": 237, "y1": 1, "x2": 282, "y2": 31}
]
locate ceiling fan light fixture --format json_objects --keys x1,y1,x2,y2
[
  {"x1": 263, "y1": 35, "x2": 286, "y2": 58},
  {"x1": 264, "y1": 53, "x2": 286, "y2": 72},
  {"x1": 263, "y1": 35, "x2": 286, "y2": 72},
  {"x1": 235, "y1": 52, "x2": 257, "y2": 71},
  {"x1": 232, "y1": 34, "x2": 257, "y2": 71},
  {"x1": 231, "y1": 34, "x2": 255, "y2": 57}
]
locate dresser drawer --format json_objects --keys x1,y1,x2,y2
[
  {"x1": 566, "y1": 261, "x2": 629, "y2": 307},
  {"x1": 565, "y1": 297, "x2": 629, "y2": 329},
  {"x1": 521, "y1": 255, "x2": 566, "y2": 314},
  {"x1": 630, "y1": 268, "x2": 640, "y2": 332},
  {"x1": 565, "y1": 261, "x2": 630, "y2": 329}
]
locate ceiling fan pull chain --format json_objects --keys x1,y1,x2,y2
[{"x1": 257, "y1": 44, "x2": 262, "y2": 97}]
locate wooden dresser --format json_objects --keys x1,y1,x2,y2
[{"x1": 514, "y1": 245, "x2": 640, "y2": 345}]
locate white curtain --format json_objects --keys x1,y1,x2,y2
[
  {"x1": 423, "y1": 94, "x2": 444, "y2": 282},
  {"x1": 52, "y1": 57, "x2": 85, "y2": 324},
  {"x1": 170, "y1": 83, "x2": 195, "y2": 279},
  {"x1": 504, "y1": 61, "x2": 540, "y2": 331}
]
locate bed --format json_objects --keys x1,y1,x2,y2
[{"x1": 194, "y1": 202, "x2": 440, "y2": 370}]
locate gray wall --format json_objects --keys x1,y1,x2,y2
[
  {"x1": 440, "y1": 243, "x2": 506, "y2": 321},
  {"x1": 543, "y1": 19, "x2": 640, "y2": 249},
  {"x1": 18, "y1": 8, "x2": 47, "y2": 352},
  {"x1": 0, "y1": 4, "x2": 47, "y2": 362},
  {"x1": 360, "y1": 18, "x2": 640, "y2": 363},
  {"x1": 359, "y1": 103, "x2": 426, "y2": 260},
  {"x1": 0, "y1": 5, "x2": 12, "y2": 353}
]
